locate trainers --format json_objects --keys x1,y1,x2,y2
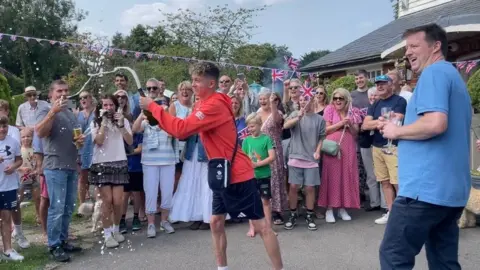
[
  {"x1": 12, "y1": 231, "x2": 30, "y2": 249},
  {"x1": 113, "y1": 232, "x2": 125, "y2": 243},
  {"x1": 2, "y1": 249, "x2": 24, "y2": 261},
  {"x1": 132, "y1": 217, "x2": 142, "y2": 231},
  {"x1": 325, "y1": 209, "x2": 336, "y2": 223},
  {"x1": 61, "y1": 241, "x2": 82, "y2": 252},
  {"x1": 147, "y1": 224, "x2": 156, "y2": 238},
  {"x1": 160, "y1": 221, "x2": 175, "y2": 234},
  {"x1": 119, "y1": 219, "x2": 128, "y2": 234},
  {"x1": 338, "y1": 208, "x2": 352, "y2": 221},
  {"x1": 284, "y1": 212, "x2": 297, "y2": 230},
  {"x1": 305, "y1": 213, "x2": 317, "y2": 231},
  {"x1": 104, "y1": 235, "x2": 119, "y2": 248},
  {"x1": 50, "y1": 246, "x2": 70, "y2": 262},
  {"x1": 375, "y1": 212, "x2": 390, "y2": 225}
]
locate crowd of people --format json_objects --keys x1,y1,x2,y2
[{"x1": 0, "y1": 23, "x2": 474, "y2": 270}]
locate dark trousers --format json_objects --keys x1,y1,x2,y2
[{"x1": 380, "y1": 196, "x2": 464, "y2": 270}]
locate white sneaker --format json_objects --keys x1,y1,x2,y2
[
  {"x1": 160, "y1": 221, "x2": 175, "y2": 234},
  {"x1": 12, "y1": 231, "x2": 30, "y2": 249},
  {"x1": 375, "y1": 212, "x2": 390, "y2": 225},
  {"x1": 104, "y1": 235, "x2": 119, "y2": 248},
  {"x1": 338, "y1": 208, "x2": 352, "y2": 221},
  {"x1": 2, "y1": 249, "x2": 24, "y2": 261},
  {"x1": 325, "y1": 209, "x2": 336, "y2": 223},
  {"x1": 147, "y1": 224, "x2": 156, "y2": 238},
  {"x1": 113, "y1": 232, "x2": 125, "y2": 243}
]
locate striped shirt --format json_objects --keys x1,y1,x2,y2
[
  {"x1": 141, "y1": 121, "x2": 178, "y2": 166},
  {"x1": 16, "y1": 100, "x2": 51, "y2": 127}
]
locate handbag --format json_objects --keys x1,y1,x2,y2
[
  {"x1": 321, "y1": 126, "x2": 346, "y2": 158},
  {"x1": 207, "y1": 109, "x2": 239, "y2": 192}
]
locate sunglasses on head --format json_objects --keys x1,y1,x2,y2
[
  {"x1": 333, "y1": 96, "x2": 345, "y2": 101},
  {"x1": 146, "y1": 86, "x2": 158, "y2": 91},
  {"x1": 116, "y1": 95, "x2": 127, "y2": 99},
  {"x1": 79, "y1": 95, "x2": 90, "y2": 100},
  {"x1": 220, "y1": 80, "x2": 231, "y2": 84}
]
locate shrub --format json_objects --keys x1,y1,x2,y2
[
  {"x1": 326, "y1": 75, "x2": 373, "y2": 94},
  {"x1": 0, "y1": 74, "x2": 17, "y2": 124},
  {"x1": 467, "y1": 69, "x2": 480, "y2": 112}
]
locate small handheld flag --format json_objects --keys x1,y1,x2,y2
[{"x1": 238, "y1": 127, "x2": 249, "y2": 140}]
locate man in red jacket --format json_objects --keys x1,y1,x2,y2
[{"x1": 140, "y1": 62, "x2": 283, "y2": 270}]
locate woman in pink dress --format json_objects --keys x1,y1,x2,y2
[{"x1": 318, "y1": 88, "x2": 362, "y2": 223}]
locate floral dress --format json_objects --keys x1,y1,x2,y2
[{"x1": 261, "y1": 111, "x2": 288, "y2": 213}]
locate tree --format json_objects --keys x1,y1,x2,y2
[
  {"x1": 390, "y1": 0, "x2": 399, "y2": 19},
  {"x1": 0, "y1": 0, "x2": 86, "y2": 92},
  {"x1": 160, "y1": 4, "x2": 266, "y2": 61},
  {"x1": 468, "y1": 69, "x2": 480, "y2": 112},
  {"x1": 231, "y1": 43, "x2": 277, "y2": 82},
  {"x1": 0, "y1": 74, "x2": 17, "y2": 124},
  {"x1": 300, "y1": 50, "x2": 330, "y2": 67}
]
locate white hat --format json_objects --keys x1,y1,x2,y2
[{"x1": 24, "y1": 86, "x2": 40, "y2": 95}]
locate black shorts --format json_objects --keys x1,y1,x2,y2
[
  {"x1": 256, "y1": 177, "x2": 271, "y2": 199},
  {"x1": 212, "y1": 179, "x2": 264, "y2": 220},
  {"x1": 124, "y1": 172, "x2": 144, "y2": 192},
  {"x1": 0, "y1": 189, "x2": 18, "y2": 210},
  {"x1": 175, "y1": 162, "x2": 183, "y2": 173}
]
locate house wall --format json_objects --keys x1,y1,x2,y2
[{"x1": 398, "y1": 0, "x2": 454, "y2": 17}]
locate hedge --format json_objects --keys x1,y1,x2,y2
[
  {"x1": 0, "y1": 74, "x2": 18, "y2": 124},
  {"x1": 468, "y1": 69, "x2": 480, "y2": 112},
  {"x1": 326, "y1": 75, "x2": 374, "y2": 94}
]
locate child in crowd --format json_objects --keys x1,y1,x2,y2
[
  {"x1": 0, "y1": 115, "x2": 24, "y2": 261},
  {"x1": 242, "y1": 112, "x2": 276, "y2": 237},
  {"x1": 17, "y1": 128, "x2": 41, "y2": 224},
  {"x1": 283, "y1": 95, "x2": 326, "y2": 231}
]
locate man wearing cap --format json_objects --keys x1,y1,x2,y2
[
  {"x1": 16, "y1": 86, "x2": 50, "y2": 129},
  {"x1": 362, "y1": 75, "x2": 407, "y2": 225}
]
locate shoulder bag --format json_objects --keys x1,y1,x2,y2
[
  {"x1": 321, "y1": 126, "x2": 346, "y2": 159},
  {"x1": 207, "y1": 108, "x2": 239, "y2": 192}
]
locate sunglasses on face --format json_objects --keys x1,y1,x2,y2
[
  {"x1": 333, "y1": 96, "x2": 345, "y2": 101},
  {"x1": 289, "y1": 86, "x2": 300, "y2": 90},
  {"x1": 116, "y1": 95, "x2": 127, "y2": 100},
  {"x1": 79, "y1": 96, "x2": 90, "y2": 100},
  {"x1": 146, "y1": 86, "x2": 158, "y2": 91},
  {"x1": 26, "y1": 93, "x2": 36, "y2": 98},
  {"x1": 220, "y1": 80, "x2": 231, "y2": 84}
]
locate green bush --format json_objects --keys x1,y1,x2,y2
[
  {"x1": 0, "y1": 74, "x2": 17, "y2": 124},
  {"x1": 467, "y1": 69, "x2": 480, "y2": 112},
  {"x1": 326, "y1": 75, "x2": 373, "y2": 95}
]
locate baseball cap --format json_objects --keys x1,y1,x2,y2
[{"x1": 374, "y1": 75, "x2": 392, "y2": 83}]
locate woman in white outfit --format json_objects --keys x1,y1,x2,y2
[{"x1": 132, "y1": 106, "x2": 178, "y2": 238}]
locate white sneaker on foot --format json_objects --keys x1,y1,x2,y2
[
  {"x1": 2, "y1": 249, "x2": 24, "y2": 261},
  {"x1": 325, "y1": 209, "x2": 336, "y2": 223},
  {"x1": 12, "y1": 231, "x2": 30, "y2": 249},
  {"x1": 104, "y1": 235, "x2": 119, "y2": 248},
  {"x1": 113, "y1": 232, "x2": 125, "y2": 243},
  {"x1": 375, "y1": 212, "x2": 390, "y2": 225},
  {"x1": 160, "y1": 221, "x2": 175, "y2": 234},
  {"x1": 147, "y1": 224, "x2": 156, "y2": 238},
  {"x1": 338, "y1": 208, "x2": 352, "y2": 221}
]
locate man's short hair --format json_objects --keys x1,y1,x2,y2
[
  {"x1": 189, "y1": 62, "x2": 220, "y2": 82},
  {"x1": 115, "y1": 73, "x2": 129, "y2": 82},
  {"x1": 403, "y1": 23, "x2": 448, "y2": 57},
  {"x1": 0, "y1": 99, "x2": 10, "y2": 111},
  {"x1": 49, "y1": 79, "x2": 68, "y2": 92},
  {"x1": 354, "y1": 69, "x2": 369, "y2": 78},
  {"x1": 0, "y1": 115, "x2": 9, "y2": 125}
]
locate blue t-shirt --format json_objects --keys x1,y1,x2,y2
[
  {"x1": 367, "y1": 94, "x2": 407, "y2": 147},
  {"x1": 398, "y1": 61, "x2": 472, "y2": 207},
  {"x1": 127, "y1": 133, "x2": 143, "y2": 172},
  {"x1": 33, "y1": 132, "x2": 43, "y2": 154}
]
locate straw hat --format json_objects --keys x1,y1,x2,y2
[{"x1": 24, "y1": 86, "x2": 40, "y2": 96}]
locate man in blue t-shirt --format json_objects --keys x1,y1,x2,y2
[
  {"x1": 362, "y1": 74, "x2": 406, "y2": 226},
  {"x1": 379, "y1": 24, "x2": 472, "y2": 269}
]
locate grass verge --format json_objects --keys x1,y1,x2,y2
[{"x1": 0, "y1": 245, "x2": 50, "y2": 270}]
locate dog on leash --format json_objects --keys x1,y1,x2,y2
[
  {"x1": 77, "y1": 201, "x2": 103, "y2": 232},
  {"x1": 458, "y1": 188, "x2": 480, "y2": 229}
]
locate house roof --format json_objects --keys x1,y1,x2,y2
[{"x1": 300, "y1": 0, "x2": 480, "y2": 72}]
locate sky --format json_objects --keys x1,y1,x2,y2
[{"x1": 74, "y1": 0, "x2": 394, "y2": 58}]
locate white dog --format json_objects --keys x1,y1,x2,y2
[{"x1": 91, "y1": 200, "x2": 103, "y2": 233}]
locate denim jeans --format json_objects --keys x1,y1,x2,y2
[
  {"x1": 379, "y1": 196, "x2": 464, "y2": 270},
  {"x1": 44, "y1": 169, "x2": 78, "y2": 248}
]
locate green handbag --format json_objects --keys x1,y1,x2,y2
[{"x1": 321, "y1": 126, "x2": 346, "y2": 158}]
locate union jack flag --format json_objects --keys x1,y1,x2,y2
[
  {"x1": 284, "y1": 56, "x2": 300, "y2": 70},
  {"x1": 272, "y1": 69, "x2": 285, "y2": 82},
  {"x1": 301, "y1": 85, "x2": 315, "y2": 99},
  {"x1": 456, "y1": 61, "x2": 468, "y2": 70},
  {"x1": 238, "y1": 127, "x2": 249, "y2": 140},
  {"x1": 466, "y1": 61, "x2": 478, "y2": 74}
]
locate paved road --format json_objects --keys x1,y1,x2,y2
[{"x1": 63, "y1": 210, "x2": 480, "y2": 270}]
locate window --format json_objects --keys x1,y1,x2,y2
[{"x1": 368, "y1": 70, "x2": 382, "y2": 81}]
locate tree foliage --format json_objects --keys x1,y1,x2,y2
[
  {"x1": 468, "y1": 69, "x2": 480, "y2": 112},
  {"x1": 0, "y1": 73, "x2": 17, "y2": 124},
  {"x1": 0, "y1": 0, "x2": 86, "y2": 92},
  {"x1": 161, "y1": 4, "x2": 266, "y2": 61},
  {"x1": 300, "y1": 50, "x2": 330, "y2": 67},
  {"x1": 390, "y1": 0, "x2": 399, "y2": 19}
]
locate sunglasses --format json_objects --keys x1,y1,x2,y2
[
  {"x1": 333, "y1": 96, "x2": 345, "y2": 101},
  {"x1": 289, "y1": 86, "x2": 300, "y2": 90},
  {"x1": 220, "y1": 80, "x2": 231, "y2": 84},
  {"x1": 146, "y1": 86, "x2": 158, "y2": 91},
  {"x1": 79, "y1": 96, "x2": 90, "y2": 100},
  {"x1": 26, "y1": 93, "x2": 37, "y2": 98},
  {"x1": 317, "y1": 92, "x2": 325, "y2": 95},
  {"x1": 116, "y1": 95, "x2": 127, "y2": 99}
]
